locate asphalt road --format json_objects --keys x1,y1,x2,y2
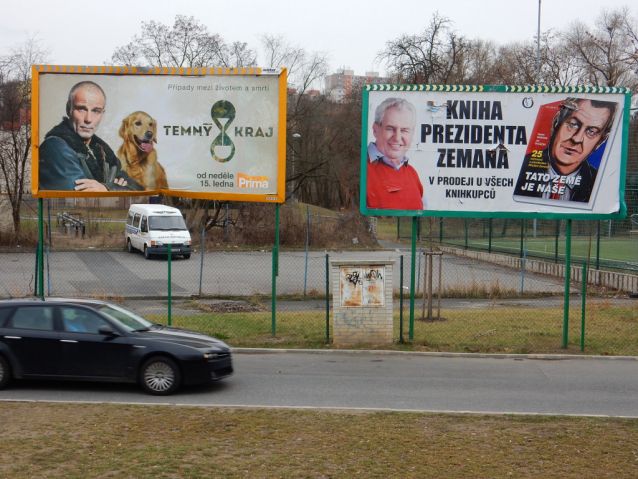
[{"x1": 2, "y1": 351, "x2": 637, "y2": 417}]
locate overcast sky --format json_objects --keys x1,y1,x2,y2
[{"x1": 1, "y1": 0, "x2": 634, "y2": 78}]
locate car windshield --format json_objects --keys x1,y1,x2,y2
[
  {"x1": 96, "y1": 303, "x2": 156, "y2": 332},
  {"x1": 148, "y1": 215, "x2": 187, "y2": 231}
]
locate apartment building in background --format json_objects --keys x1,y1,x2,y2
[{"x1": 325, "y1": 68, "x2": 389, "y2": 102}]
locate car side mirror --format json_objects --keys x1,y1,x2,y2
[{"x1": 98, "y1": 325, "x2": 119, "y2": 336}]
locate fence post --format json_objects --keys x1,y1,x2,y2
[
  {"x1": 410, "y1": 217, "x2": 417, "y2": 339},
  {"x1": 199, "y1": 228, "x2": 205, "y2": 296},
  {"x1": 488, "y1": 218, "x2": 493, "y2": 253},
  {"x1": 519, "y1": 219, "x2": 525, "y2": 258},
  {"x1": 596, "y1": 220, "x2": 601, "y2": 270},
  {"x1": 400, "y1": 255, "x2": 404, "y2": 344},
  {"x1": 34, "y1": 242, "x2": 39, "y2": 297},
  {"x1": 464, "y1": 218, "x2": 468, "y2": 250},
  {"x1": 581, "y1": 261, "x2": 587, "y2": 352},
  {"x1": 325, "y1": 254, "x2": 330, "y2": 345},
  {"x1": 562, "y1": 219, "x2": 572, "y2": 348},
  {"x1": 554, "y1": 219, "x2": 560, "y2": 263},
  {"x1": 304, "y1": 206, "x2": 310, "y2": 296},
  {"x1": 168, "y1": 244, "x2": 172, "y2": 326}
]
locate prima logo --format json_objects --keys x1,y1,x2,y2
[{"x1": 237, "y1": 173, "x2": 269, "y2": 188}]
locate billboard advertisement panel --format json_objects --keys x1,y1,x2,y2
[
  {"x1": 360, "y1": 85, "x2": 631, "y2": 219},
  {"x1": 32, "y1": 65, "x2": 287, "y2": 202}
]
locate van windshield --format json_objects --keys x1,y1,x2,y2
[{"x1": 148, "y1": 215, "x2": 187, "y2": 231}]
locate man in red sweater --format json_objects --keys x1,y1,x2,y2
[{"x1": 366, "y1": 98, "x2": 424, "y2": 210}]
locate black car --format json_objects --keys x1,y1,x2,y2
[{"x1": 0, "y1": 298, "x2": 233, "y2": 395}]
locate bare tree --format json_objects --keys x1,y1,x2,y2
[
  {"x1": 0, "y1": 34, "x2": 51, "y2": 235},
  {"x1": 562, "y1": 8, "x2": 638, "y2": 90},
  {"x1": 378, "y1": 13, "x2": 469, "y2": 84},
  {"x1": 258, "y1": 35, "x2": 336, "y2": 204},
  {"x1": 110, "y1": 15, "x2": 256, "y2": 68}
]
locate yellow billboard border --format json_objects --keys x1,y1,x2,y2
[{"x1": 31, "y1": 65, "x2": 287, "y2": 203}]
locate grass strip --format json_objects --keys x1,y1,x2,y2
[
  {"x1": 1, "y1": 402, "x2": 637, "y2": 478},
  {"x1": 147, "y1": 305, "x2": 638, "y2": 356}
]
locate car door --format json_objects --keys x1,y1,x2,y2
[
  {"x1": 131, "y1": 212, "x2": 142, "y2": 250},
  {"x1": 58, "y1": 306, "x2": 131, "y2": 379},
  {"x1": 2, "y1": 305, "x2": 60, "y2": 376}
]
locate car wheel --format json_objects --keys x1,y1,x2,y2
[
  {"x1": 0, "y1": 355, "x2": 11, "y2": 390},
  {"x1": 127, "y1": 239, "x2": 134, "y2": 253},
  {"x1": 139, "y1": 356, "x2": 181, "y2": 395},
  {"x1": 183, "y1": 253, "x2": 191, "y2": 259},
  {"x1": 144, "y1": 245, "x2": 152, "y2": 259}
]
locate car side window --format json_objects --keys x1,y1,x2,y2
[
  {"x1": 61, "y1": 307, "x2": 111, "y2": 334},
  {"x1": 0, "y1": 307, "x2": 14, "y2": 327},
  {"x1": 140, "y1": 216, "x2": 148, "y2": 233},
  {"x1": 134, "y1": 213, "x2": 141, "y2": 227},
  {"x1": 127, "y1": 211, "x2": 135, "y2": 226},
  {"x1": 10, "y1": 306, "x2": 55, "y2": 331}
]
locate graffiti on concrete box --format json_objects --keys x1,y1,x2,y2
[{"x1": 340, "y1": 266, "x2": 385, "y2": 307}]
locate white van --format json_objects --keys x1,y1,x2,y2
[{"x1": 125, "y1": 204, "x2": 192, "y2": 259}]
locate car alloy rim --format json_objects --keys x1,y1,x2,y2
[
  {"x1": 144, "y1": 362, "x2": 174, "y2": 391},
  {"x1": 0, "y1": 362, "x2": 4, "y2": 382}
]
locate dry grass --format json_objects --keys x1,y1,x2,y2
[
  {"x1": 154, "y1": 305, "x2": 638, "y2": 356},
  {"x1": 0, "y1": 402, "x2": 637, "y2": 478}
]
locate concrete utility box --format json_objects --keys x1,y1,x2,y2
[{"x1": 331, "y1": 260, "x2": 395, "y2": 346}]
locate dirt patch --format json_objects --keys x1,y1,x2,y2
[{"x1": 192, "y1": 299, "x2": 264, "y2": 314}]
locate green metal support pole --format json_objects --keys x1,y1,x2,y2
[
  {"x1": 488, "y1": 218, "x2": 493, "y2": 253},
  {"x1": 38, "y1": 198, "x2": 44, "y2": 299},
  {"x1": 581, "y1": 262, "x2": 587, "y2": 352},
  {"x1": 397, "y1": 217, "x2": 400, "y2": 240},
  {"x1": 325, "y1": 253, "x2": 330, "y2": 345},
  {"x1": 399, "y1": 255, "x2": 404, "y2": 344},
  {"x1": 562, "y1": 219, "x2": 572, "y2": 348},
  {"x1": 167, "y1": 244, "x2": 172, "y2": 326},
  {"x1": 271, "y1": 203, "x2": 280, "y2": 336},
  {"x1": 410, "y1": 217, "x2": 417, "y2": 339},
  {"x1": 519, "y1": 219, "x2": 525, "y2": 258}
]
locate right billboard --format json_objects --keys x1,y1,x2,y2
[{"x1": 360, "y1": 85, "x2": 632, "y2": 219}]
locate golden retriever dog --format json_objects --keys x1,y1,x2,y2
[{"x1": 117, "y1": 111, "x2": 168, "y2": 190}]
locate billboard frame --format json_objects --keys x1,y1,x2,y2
[
  {"x1": 360, "y1": 84, "x2": 632, "y2": 220},
  {"x1": 31, "y1": 65, "x2": 288, "y2": 203}
]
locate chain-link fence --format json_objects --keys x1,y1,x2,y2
[
  {"x1": 5, "y1": 224, "x2": 638, "y2": 356},
  {"x1": 398, "y1": 193, "x2": 638, "y2": 274}
]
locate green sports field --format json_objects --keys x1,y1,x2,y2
[{"x1": 443, "y1": 235, "x2": 638, "y2": 269}]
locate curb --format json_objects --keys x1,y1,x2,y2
[{"x1": 232, "y1": 348, "x2": 638, "y2": 361}]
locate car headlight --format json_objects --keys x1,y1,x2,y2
[
  {"x1": 151, "y1": 241, "x2": 163, "y2": 246},
  {"x1": 204, "y1": 353, "x2": 218, "y2": 359},
  {"x1": 184, "y1": 241, "x2": 192, "y2": 245}
]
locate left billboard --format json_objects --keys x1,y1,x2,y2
[{"x1": 32, "y1": 65, "x2": 287, "y2": 201}]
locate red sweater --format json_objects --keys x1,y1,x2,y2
[{"x1": 366, "y1": 158, "x2": 424, "y2": 210}]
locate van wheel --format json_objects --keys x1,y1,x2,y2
[
  {"x1": 127, "y1": 239, "x2": 134, "y2": 253},
  {"x1": 0, "y1": 355, "x2": 11, "y2": 390},
  {"x1": 183, "y1": 254, "x2": 191, "y2": 259},
  {"x1": 144, "y1": 245, "x2": 152, "y2": 259}
]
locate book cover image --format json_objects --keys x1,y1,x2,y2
[{"x1": 512, "y1": 98, "x2": 619, "y2": 210}]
